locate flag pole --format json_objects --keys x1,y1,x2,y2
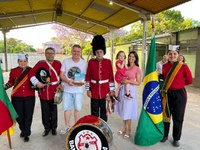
[
  {"x1": 151, "y1": 16, "x2": 155, "y2": 36},
  {"x1": 134, "y1": 15, "x2": 164, "y2": 146},
  {"x1": 7, "y1": 129, "x2": 12, "y2": 149}
]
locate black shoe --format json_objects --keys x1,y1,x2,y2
[
  {"x1": 42, "y1": 130, "x2": 50, "y2": 136},
  {"x1": 52, "y1": 129, "x2": 57, "y2": 136},
  {"x1": 20, "y1": 133, "x2": 25, "y2": 138},
  {"x1": 124, "y1": 94, "x2": 132, "y2": 99},
  {"x1": 24, "y1": 136, "x2": 29, "y2": 142},
  {"x1": 113, "y1": 96, "x2": 120, "y2": 102},
  {"x1": 160, "y1": 137, "x2": 168, "y2": 142},
  {"x1": 173, "y1": 140, "x2": 180, "y2": 147}
]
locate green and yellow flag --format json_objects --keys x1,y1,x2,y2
[
  {"x1": 134, "y1": 37, "x2": 164, "y2": 146},
  {"x1": 0, "y1": 65, "x2": 18, "y2": 135}
]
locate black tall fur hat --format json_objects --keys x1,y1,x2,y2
[{"x1": 91, "y1": 35, "x2": 106, "y2": 55}]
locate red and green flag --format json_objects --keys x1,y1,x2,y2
[
  {"x1": 134, "y1": 36, "x2": 164, "y2": 146},
  {"x1": 0, "y1": 65, "x2": 18, "y2": 135}
]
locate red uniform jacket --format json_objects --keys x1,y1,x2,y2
[
  {"x1": 6, "y1": 67, "x2": 35, "y2": 97},
  {"x1": 85, "y1": 58, "x2": 115, "y2": 99},
  {"x1": 163, "y1": 62, "x2": 193, "y2": 90},
  {"x1": 29, "y1": 60, "x2": 61, "y2": 100}
]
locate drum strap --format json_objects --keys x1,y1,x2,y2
[{"x1": 46, "y1": 61, "x2": 59, "y2": 83}]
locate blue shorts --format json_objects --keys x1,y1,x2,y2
[{"x1": 63, "y1": 92, "x2": 83, "y2": 111}]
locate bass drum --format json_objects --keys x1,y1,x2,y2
[{"x1": 66, "y1": 115, "x2": 113, "y2": 150}]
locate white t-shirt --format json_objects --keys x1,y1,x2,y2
[
  {"x1": 61, "y1": 57, "x2": 87, "y2": 93},
  {"x1": 156, "y1": 60, "x2": 167, "y2": 74}
]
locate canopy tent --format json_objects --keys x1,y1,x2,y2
[
  {"x1": 0, "y1": 0, "x2": 190, "y2": 35},
  {"x1": 0, "y1": 0, "x2": 190, "y2": 71}
]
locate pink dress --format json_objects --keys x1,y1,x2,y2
[
  {"x1": 115, "y1": 65, "x2": 141, "y2": 120},
  {"x1": 115, "y1": 60, "x2": 126, "y2": 84}
]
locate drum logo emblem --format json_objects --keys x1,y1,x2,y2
[
  {"x1": 78, "y1": 134, "x2": 98, "y2": 149},
  {"x1": 67, "y1": 123, "x2": 110, "y2": 150}
]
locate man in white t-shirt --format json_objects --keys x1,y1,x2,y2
[
  {"x1": 59, "y1": 44, "x2": 87, "y2": 134},
  {"x1": 156, "y1": 54, "x2": 168, "y2": 87},
  {"x1": 156, "y1": 54, "x2": 168, "y2": 75}
]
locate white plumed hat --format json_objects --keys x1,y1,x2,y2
[
  {"x1": 18, "y1": 54, "x2": 28, "y2": 60},
  {"x1": 168, "y1": 45, "x2": 180, "y2": 51}
]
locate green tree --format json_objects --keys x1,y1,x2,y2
[
  {"x1": 0, "y1": 40, "x2": 3, "y2": 53},
  {"x1": 7, "y1": 38, "x2": 18, "y2": 53},
  {"x1": 181, "y1": 18, "x2": 200, "y2": 29},
  {"x1": 82, "y1": 41, "x2": 92, "y2": 55},
  {"x1": 0, "y1": 38, "x2": 35, "y2": 53},
  {"x1": 155, "y1": 10, "x2": 184, "y2": 33},
  {"x1": 125, "y1": 10, "x2": 200, "y2": 43},
  {"x1": 104, "y1": 29, "x2": 128, "y2": 46}
]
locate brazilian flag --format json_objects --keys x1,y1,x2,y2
[{"x1": 134, "y1": 37, "x2": 164, "y2": 146}]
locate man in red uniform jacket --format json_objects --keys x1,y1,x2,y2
[
  {"x1": 29, "y1": 47, "x2": 62, "y2": 136},
  {"x1": 85, "y1": 35, "x2": 115, "y2": 122}
]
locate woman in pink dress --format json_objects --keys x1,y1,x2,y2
[{"x1": 115, "y1": 51, "x2": 142, "y2": 138}]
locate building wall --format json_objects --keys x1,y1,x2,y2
[{"x1": 175, "y1": 28, "x2": 200, "y2": 87}]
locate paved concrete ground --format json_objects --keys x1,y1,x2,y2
[{"x1": 1, "y1": 72, "x2": 200, "y2": 150}]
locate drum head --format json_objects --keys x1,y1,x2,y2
[
  {"x1": 66, "y1": 124, "x2": 109, "y2": 150},
  {"x1": 36, "y1": 67, "x2": 51, "y2": 84}
]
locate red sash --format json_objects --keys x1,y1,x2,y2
[
  {"x1": 161, "y1": 61, "x2": 183, "y2": 122},
  {"x1": 11, "y1": 67, "x2": 31, "y2": 96}
]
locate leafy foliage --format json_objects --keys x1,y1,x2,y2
[
  {"x1": 104, "y1": 29, "x2": 128, "y2": 46},
  {"x1": 0, "y1": 38, "x2": 35, "y2": 53},
  {"x1": 124, "y1": 10, "x2": 200, "y2": 43}
]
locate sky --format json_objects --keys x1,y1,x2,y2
[
  {"x1": 0, "y1": 24, "x2": 57, "y2": 49},
  {"x1": 0, "y1": 0, "x2": 199, "y2": 49},
  {"x1": 171, "y1": 0, "x2": 199, "y2": 21}
]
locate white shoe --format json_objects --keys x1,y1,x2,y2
[{"x1": 59, "y1": 126, "x2": 70, "y2": 135}]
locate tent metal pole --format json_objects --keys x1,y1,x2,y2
[
  {"x1": 2, "y1": 29, "x2": 9, "y2": 72},
  {"x1": 141, "y1": 17, "x2": 148, "y2": 75},
  {"x1": 110, "y1": 30, "x2": 114, "y2": 64}
]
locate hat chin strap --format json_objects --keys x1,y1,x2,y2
[{"x1": 96, "y1": 57, "x2": 103, "y2": 61}]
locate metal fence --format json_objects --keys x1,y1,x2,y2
[
  {"x1": 0, "y1": 53, "x2": 88, "y2": 71},
  {"x1": 0, "y1": 53, "x2": 69, "y2": 71}
]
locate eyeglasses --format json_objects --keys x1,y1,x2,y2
[{"x1": 46, "y1": 52, "x2": 55, "y2": 55}]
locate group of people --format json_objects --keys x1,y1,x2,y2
[
  {"x1": 4, "y1": 34, "x2": 142, "y2": 144},
  {"x1": 156, "y1": 45, "x2": 192, "y2": 147},
  {"x1": 4, "y1": 35, "x2": 192, "y2": 148}
]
